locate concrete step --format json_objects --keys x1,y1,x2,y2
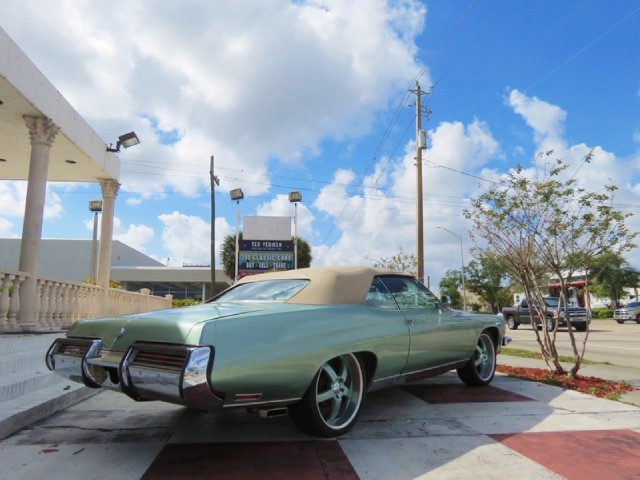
[
  {"x1": 0, "y1": 380, "x2": 99, "y2": 440},
  {"x1": 0, "y1": 370, "x2": 63, "y2": 402},
  {"x1": 0, "y1": 349, "x2": 50, "y2": 377},
  {"x1": 0, "y1": 333, "x2": 97, "y2": 440},
  {"x1": 0, "y1": 333, "x2": 62, "y2": 356}
]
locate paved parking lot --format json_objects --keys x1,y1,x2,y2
[
  {"x1": 1, "y1": 370, "x2": 640, "y2": 479},
  {"x1": 505, "y1": 319, "x2": 640, "y2": 367}
]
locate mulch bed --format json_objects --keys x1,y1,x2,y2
[{"x1": 497, "y1": 365, "x2": 635, "y2": 400}]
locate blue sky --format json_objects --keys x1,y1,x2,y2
[{"x1": 1, "y1": 0, "x2": 639, "y2": 290}]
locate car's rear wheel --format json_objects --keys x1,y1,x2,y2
[
  {"x1": 289, "y1": 353, "x2": 365, "y2": 437},
  {"x1": 457, "y1": 332, "x2": 496, "y2": 386},
  {"x1": 636, "y1": 314, "x2": 640, "y2": 324},
  {"x1": 506, "y1": 316, "x2": 519, "y2": 330}
]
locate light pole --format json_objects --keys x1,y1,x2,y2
[
  {"x1": 89, "y1": 200, "x2": 103, "y2": 285},
  {"x1": 288, "y1": 191, "x2": 302, "y2": 269},
  {"x1": 230, "y1": 188, "x2": 244, "y2": 281},
  {"x1": 437, "y1": 226, "x2": 466, "y2": 311}
]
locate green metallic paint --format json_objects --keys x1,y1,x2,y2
[{"x1": 65, "y1": 299, "x2": 505, "y2": 409}]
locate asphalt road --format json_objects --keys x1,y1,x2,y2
[{"x1": 504, "y1": 319, "x2": 640, "y2": 369}]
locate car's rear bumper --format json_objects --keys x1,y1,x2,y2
[{"x1": 46, "y1": 337, "x2": 223, "y2": 410}]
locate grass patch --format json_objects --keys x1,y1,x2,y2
[{"x1": 501, "y1": 347, "x2": 608, "y2": 365}]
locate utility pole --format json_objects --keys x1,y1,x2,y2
[
  {"x1": 410, "y1": 81, "x2": 428, "y2": 283},
  {"x1": 210, "y1": 155, "x2": 219, "y2": 297}
]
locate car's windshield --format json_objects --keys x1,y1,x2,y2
[
  {"x1": 212, "y1": 279, "x2": 309, "y2": 302},
  {"x1": 543, "y1": 297, "x2": 560, "y2": 308}
]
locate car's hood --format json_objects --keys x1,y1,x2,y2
[{"x1": 67, "y1": 302, "x2": 269, "y2": 350}]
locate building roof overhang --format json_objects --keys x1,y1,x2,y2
[{"x1": 0, "y1": 27, "x2": 119, "y2": 182}]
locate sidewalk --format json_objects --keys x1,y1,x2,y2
[
  {"x1": 1, "y1": 365, "x2": 640, "y2": 479},
  {"x1": 2, "y1": 335, "x2": 640, "y2": 479}
]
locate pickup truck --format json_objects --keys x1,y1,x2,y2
[{"x1": 501, "y1": 297, "x2": 590, "y2": 331}]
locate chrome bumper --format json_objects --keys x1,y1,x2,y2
[{"x1": 46, "y1": 338, "x2": 223, "y2": 410}]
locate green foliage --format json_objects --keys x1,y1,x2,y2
[
  {"x1": 438, "y1": 269, "x2": 463, "y2": 309},
  {"x1": 371, "y1": 249, "x2": 417, "y2": 275},
  {"x1": 593, "y1": 308, "x2": 614, "y2": 319},
  {"x1": 172, "y1": 298, "x2": 200, "y2": 308},
  {"x1": 588, "y1": 251, "x2": 640, "y2": 307},
  {"x1": 464, "y1": 150, "x2": 637, "y2": 377},
  {"x1": 220, "y1": 232, "x2": 312, "y2": 280},
  {"x1": 465, "y1": 257, "x2": 513, "y2": 314}
]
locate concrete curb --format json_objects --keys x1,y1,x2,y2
[{"x1": 0, "y1": 381, "x2": 99, "y2": 440}]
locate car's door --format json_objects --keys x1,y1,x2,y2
[
  {"x1": 363, "y1": 277, "x2": 412, "y2": 380},
  {"x1": 518, "y1": 299, "x2": 532, "y2": 324},
  {"x1": 377, "y1": 276, "x2": 475, "y2": 373}
]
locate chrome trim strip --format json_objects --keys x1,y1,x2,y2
[{"x1": 46, "y1": 337, "x2": 103, "y2": 388}]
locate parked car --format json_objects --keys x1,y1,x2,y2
[
  {"x1": 46, "y1": 266, "x2": 508, "y2": 437},
  {"x1": 502, "y1": 297, "x2": 590, "y2": 331},
  {"x1": 614, "y1": 301, "x2": 640, "y2": 324}
]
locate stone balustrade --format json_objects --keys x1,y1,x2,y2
[{"x1": 0, "y1": 269, "x2": 173, "y2": 332}]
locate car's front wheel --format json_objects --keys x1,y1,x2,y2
[
  {"x1": 636, "y1": 314, "x2": 640, "y2": 324},
  {"x1": 616, "y1": 320, "x2": 624, "y2": 324},
  {"x1": 289, "y1": 353, "x2": 365, "y2": 437},
  {"x1": 545, "y1": 317, "x2": 555, "y2": 331},
  {"x1": 457, "y1": 332, "x2": 496, "y2": 386},
  {"x1": 506, "y1": 316, "x2": 519, "y2": 330}
]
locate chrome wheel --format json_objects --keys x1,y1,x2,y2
[
  {"x1": 457, "y1": 332, "x2": 496, "y2": 386},
  {"x1": 289, "y1": 353, "x2": 365, "y2": 437},
  {"x1": 506, "y1": 316, "x2": 518, "y2": 330}
]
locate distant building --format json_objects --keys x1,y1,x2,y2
[{"x1": 0, "y1": 238, "x2": 232, "y2": 300}]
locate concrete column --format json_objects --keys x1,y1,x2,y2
[
  {"x1": 17, "y1": 116, "x2": 59, "y2": 329},
  {"x1": 96, "y1": 178, "x2": 120, "y2": 291}
]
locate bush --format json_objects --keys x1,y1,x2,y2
[
  {"x1": 592, "y1": 308, "x2": 614, "y2": 319},
  {"x1": 173, "y1": 298, "x2": 201, "y2": 308}
]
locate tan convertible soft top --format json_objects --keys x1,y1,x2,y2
[{"x1": 234, "y1": 266, "x2": 411, "y2": 305}]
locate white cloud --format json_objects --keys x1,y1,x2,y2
[
  {"x1": 113, "y1": 220, "x2": 155, "y2": 254},
  {"x1": 255, "y1": 194, "x2": 315, "y2": 240},
  {"x1": 158, "y1": 211, "x2": 234, "y2": 268},
  {"x1": 0, "y1": 181, "x2": 63, "y2": 229},
  {"x1": 508, "y1": 89, "x2": 566, "y2": 152},
  {"x1": 2, "y1": 0, "x2": 427, "y2": 200}
]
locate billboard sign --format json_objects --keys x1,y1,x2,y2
[{"x1": 238, "y1": 240, "x2": 294, "y2": 277}]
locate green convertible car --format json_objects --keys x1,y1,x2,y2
[{"x1": 46, "y1": 266, "x2": 509, "y2": 437}]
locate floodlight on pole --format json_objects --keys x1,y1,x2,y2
[
  {"x1": 288, "y1": 191, "x2": 302, "y2": 269},
  {"x1": 230, "y1": 188, "x2": 244, "y2": 280},
  {"x1": 106, "y1": 131, "x2": 140, "y2": 152},
  {"x1": 89, "y1": 200, "x2": 103, "y2": 285}
]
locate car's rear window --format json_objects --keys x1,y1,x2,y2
[{"x1": 213, "y1": 279, "x2": 310, "y2": 302}]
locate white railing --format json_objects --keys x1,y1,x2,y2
[{"x1": 0, "y1": 269, "x2": 173, "y2": 332}]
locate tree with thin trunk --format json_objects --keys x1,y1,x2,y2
[
  {"x1": 464, "y1": 150, "x2": 636, "y2": 377},
  {"x1": 370, "y1": 248, "x2": 417, "y2": 276}
]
